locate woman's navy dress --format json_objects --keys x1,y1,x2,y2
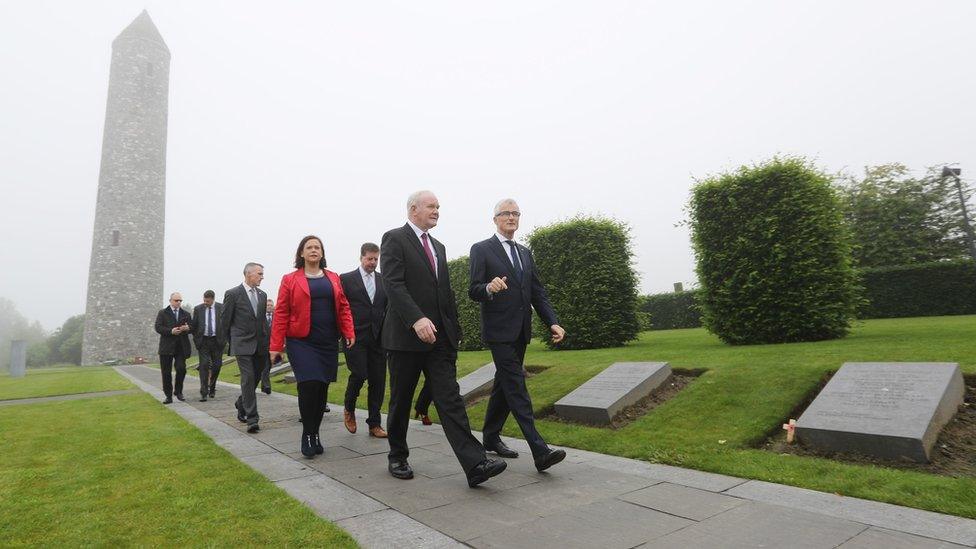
[{"x1": 286, "y1": 276, "x2": 339, "y2": 383}]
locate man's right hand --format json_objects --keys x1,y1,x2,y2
[
  {"x1": 412, "y1": 317, "x2": 438, "y2": 344},
  {"x1": 487, "y1": 276, "x2": 508, "y2": 294}
]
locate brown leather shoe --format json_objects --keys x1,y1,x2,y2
[
  {"x1": 369, "y1": 425, "x2": 388, "y2": 438},
  {"x1": 343, "y1": 410, "x2": 357, "y2": 434}
]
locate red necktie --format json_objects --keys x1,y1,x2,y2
[{"x1": 421, "y1": 233, "x2": 437, "y2": 278}]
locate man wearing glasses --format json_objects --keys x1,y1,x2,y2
[
  {"x1": 154, "y1": 292, "x2": 193, "y2": 404},
  {"x1": 468, "y1": 199, "x2": 567, "y2": 472}
]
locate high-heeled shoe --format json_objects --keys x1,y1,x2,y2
[
  {"x1": 314, "y1": 434, "x2": 324, "y2": 455},
  {"x1": 415, "y1": 411, "x2": 432, "y2": 426},
  {"x1": 301, "y1": 434, "x2": 315, "y2": 458}
]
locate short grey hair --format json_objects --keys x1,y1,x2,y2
[
  {"x1": 493, "y1": 198, "x2": 519, "y2": 216},
  {"x1": 243, "y1": 262, "x2": 263, "y2": 275},
  {"x1": 407, "y1": 190, "x2": 434, "y2": 211}
]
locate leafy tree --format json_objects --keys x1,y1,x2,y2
[
  {"x1": 838, "y1": 164, "x2": 972, "y2": 268},
  {"x1": 45, "y1": 314, "x2": 85, "y2": 365},
  {"x1": 0, "y1": 297, "x2": 47, "y2": 370},
  {"x1": 689, "y1": 157, "x2": 861, "y2": 345}
]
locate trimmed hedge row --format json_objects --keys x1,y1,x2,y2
[
  {"x1": 447, "y1": 255, "x2": 486, "y2": 351},
  {"x1": 859, "y1": 260, "x2": 976, "y2": 319},
  {"x1": 640, "y1": 291, "x2": 702, "y2": 330},
  {"x1": 527, "y1": 216, "x2": 641, "y2": 350},
  {"x1": 689, "y1": 157, "x2": 861, "y2": 344},
  {"x1": 641, "y1": 260, "x2": 976, "y2": 330}
]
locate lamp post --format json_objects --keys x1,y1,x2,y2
[{"x1": 942, "y1": 166, "x2": 976, "y2": 261}]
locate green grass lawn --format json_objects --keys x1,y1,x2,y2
[
  {"x1": 0, "y1": 366, "x2": 133, "y2": 400},
  {"x1": 0, "y1": 390, "x2": 357, "y2": 547},
  {"x1": 218, "y1": 315, "x2": 975, "y2": 518}
]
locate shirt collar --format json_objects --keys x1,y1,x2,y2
[
  {"x1": 407, "y1": 219, "x2": 429, "y2": 239},
  {"x1": 359, "y1": 266, "x2": 374, "y2": 279},
  {"x1": 242, "y1": 282, "x2": 255, "y2": 293},
  {"x1": 495, "y1": 233, "x2": 517, "y2": 246}
]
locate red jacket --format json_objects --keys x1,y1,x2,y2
[{"x1": 270, "y1": 269, "x2": 355, "y2": 352}]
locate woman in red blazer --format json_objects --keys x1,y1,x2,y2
[{"x1": 270, "y1": 235, "x2": 355, "y2": 458}]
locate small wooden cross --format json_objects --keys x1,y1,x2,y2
[{"x1": 782, "y1": 419, "x2": 797, "y2": 444}]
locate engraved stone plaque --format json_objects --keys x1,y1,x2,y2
[
  {"x1": 9, "y1": 340, "x2": 27, "y2": 378},
  {"x1": 796, "y1": 362, "x2": 964, "y2": 463},
  {"x1": 554, "y1": 362, "x2": 672, "y2": 425},
  {"x1": 458, "y1": 363, "x2": 495, "y2": 403}
]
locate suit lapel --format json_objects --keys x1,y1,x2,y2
[{"x1": 240, "y1": 284, "x2": 256, "y2": 319}]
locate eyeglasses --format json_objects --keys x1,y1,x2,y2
[
  {"x1": 494, "y1": 211, "x2": 521, "y2": 218},
  {"x1": 172, "y1": 299, "x2": 182, "y2": 302}
]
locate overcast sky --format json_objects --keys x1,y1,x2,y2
[{"x1": 2, "y1": 1, "x2": 973, "y2": 330}]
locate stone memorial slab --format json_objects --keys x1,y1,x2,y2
[
  {"x1": 796, "y1": 362, "x2": 964, "y2": 462},
  {"x1": 9, "y1": 340, "x2": 27, "y2": 378},
  {"x1": 554, "y1": 362, "x2": 671, "y2": 425},
  {"x1": 284, "y1": 373, "x2": 296, "y2": 384},
  {"x1": 458, "y1": 362, "x2": 495, "y2": 403},
  {"x1": 269, "y1": 362, "x2": 292, "y2": 377}
]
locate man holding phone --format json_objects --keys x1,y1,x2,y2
[{"x1": 154, "y1": 292, "x2": 193, "y2": 404}]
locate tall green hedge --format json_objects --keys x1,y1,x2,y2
[
  {"x1": 641, "y1": 291, "x2": 702, "y2": 330},
  {"x1": 526, "y1": 216, "x2": 641, "y2": 349},
  {"x1": 689, "y1": 157, "x2": 861, "y2": 344},
  {"x1": 860, "y1": 260, "x2": 976, "y2": 318},
  {"x1": 447, "y1": 255, "x2": 485, "y2": 351}
]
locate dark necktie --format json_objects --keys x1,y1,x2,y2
[
  {"x1": 507, "y1": 240, "x2": 523, "y2": 281},
  {"x1": 421, "y1": 233, "x2": 437, "y2": 278},
  {"x1": 206, "y1": 307, "x2": 213, "y2": 336}
]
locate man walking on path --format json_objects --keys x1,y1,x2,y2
[{"x1": 221, "y1": 263, "x2": 270, "y2": 433}]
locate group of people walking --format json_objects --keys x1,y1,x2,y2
[{"x1": 154, "y1": 191, "x2": 567, "y2": 487}]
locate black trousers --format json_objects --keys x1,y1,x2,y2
[
  {"x1": 387, "y1": 340, "x2": 485, "y2": 473},
  {"x1": 298, "y1": 380, "x2": 328, "y2": 436},
  {"x1": 414, "y1": 377, "x2": 432, "y2": 415},
  {"x1": 260, "y1": 354, "x2": 272, "y2": 391},
  {"x1": 160, "y1": 354, "x2": 186, "y2": 397},
  {"x1": 482, "y1": 336, "x2": 549, "y2": 459},
  {"x1": 197, "y1": 337, "x2": 223, "y2": 396},
  {"x1": 343, "y1": 336, "x2": 386, "y2": 427}
]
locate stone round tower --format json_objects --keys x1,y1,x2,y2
[{"x1": 82, "y1": 11, "x2": 170, "y2": 365}]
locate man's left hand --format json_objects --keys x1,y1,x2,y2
[{"x1": 550, "y1": 324, "x2": 566, "y2": 344}]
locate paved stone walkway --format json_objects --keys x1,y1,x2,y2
[
  {"x1": 0, "y1": 389, "x2": 140, "y2": 407},
  {"x1": 115, "y1": 365, "x2": 976, "y2": 548}
]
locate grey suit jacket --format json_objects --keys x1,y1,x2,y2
[{"x1": 220, "y1": 284, "x2": 269, "y2": 356}]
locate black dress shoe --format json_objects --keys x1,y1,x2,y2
[
  {"x1": 199, "y1": 395, "x2": 208, "y2": 402},
  {"x1": 467, "y1": 458, "x2": 507, "y2": 488},
  {"x1": 247, "y1": 423, "x2": 260, "y2": 433},
  {"x1": 534, "y1": 449, "x2": 566, "y2": 472},
  {"x1": 262, "y1": 386, "x2": 271, "y2": 395},
  {"x1": 162, "y1": 397, "x2": 173, "y2": 404},
  {"x1": 208, "y1": 390, "x2": 215, "y2": 398},
  {"x1": 235, "y1": 402, "x2": 247, "y2": 423},
  {"x1": 314, "y1": 434, "x2": 324, "y2": 455},
  {"x1": 485, "y1": 440, "x2": 519, "y2": 458},
  {"x1": 389, "y1": 460, "x2": 414, "y2": 479},
  {"x1": 324, "y1": 403, "x2": 331, "y2": 413},
  {"x1": 301, "y1": 434, "x2": 315, "y2": 458},
  {"x1": 175, "y1": 393, "x2": 185, "y2": 402}
]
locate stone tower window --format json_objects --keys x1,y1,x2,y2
[
  {"x1": 111, "y1": 230, "x2": 120, "y2": 246},
  {"x1": 146, "y1": 62, "x2": 153, "y2": 77}
]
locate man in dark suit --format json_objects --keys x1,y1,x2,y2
[
  {"x1": 469, "y1": 198, "x2": 567, "y2": 471},
  {"x1": 381, "y1": 190, "x2": 506, "y2": 487},
  {"x1": 340, "y1": 242, "x2": 389, "y2": 438},
  {"x1": 154, "y1": 292, "x2": 192, "y2": 404},
  {"x1": 260, "y1": 298, "x2": 274, "y2": 395},
  {"x1": 220, "y1": 262, "x2": 270, "y2": 433},
  {"x1": 190, "y1": 289, "x2": 224, "y2": 402}
]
